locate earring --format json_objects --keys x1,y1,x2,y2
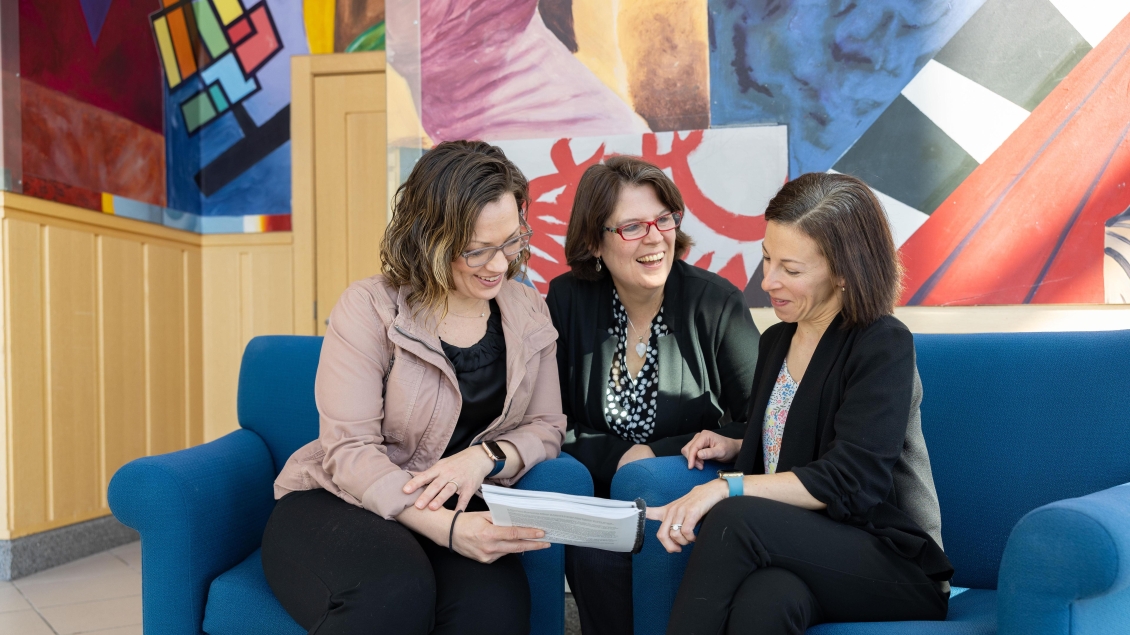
[
  {"x1": 595, "y1": 257, "x2": 602, "y2": 272},
  {"x1": 840, "y1": 286, "x2": 846, "y2": 292}
]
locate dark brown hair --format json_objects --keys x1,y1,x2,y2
[
  {"x1": 564, "y1": 155, "x2": 693, "y2": 281},
  {"x1": 380, "y1": 140, "x2": 529, "y2": 314},
  {"x1": 764, "y1": 172, "x2": 903, "y2": 328}
]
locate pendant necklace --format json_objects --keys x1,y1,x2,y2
[{"x1": 625, "y1": 315, "x2": 648, "y2": 358}]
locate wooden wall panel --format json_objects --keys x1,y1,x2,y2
[
  {"x1": 44, "y1": 226, "x2": 101, "y2": 523},
  {"x1": 1, "y1": 193, "x2": 204, "y2": 538},
  {"x1": 346, "y1": 111, "x2": 386, "y2": 285},
  {"x1": 145, "y1": 244, "x2": 188, "y2": 457},
  {"x1": 5, "y1": 218, "x2": 48, "y2": 532},
  {"x1": 202, "y1": 237, "x2": 294, "y2": 441},
  {"x1": 99, "y1": 236, "x2": 147, "y2": 506}
]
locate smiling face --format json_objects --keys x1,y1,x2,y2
[
  {"x1": 450, "y1": 194, "x2": 522, "y2": 305},
  {"x1": 595, "y1": 183, "x2": 677, "y2": 296},
  {"x1": 761, "y1": 221, "x2": 843, "y2": 325}
]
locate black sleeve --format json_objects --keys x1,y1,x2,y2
[
  {"x1": 713, "y1": 288, "x2": 761, "y2": 439},
  {"x1": 791, "y1": 322, "x2": 915, "y2": 522},
  {"x1": 548, "y1": 278, "x2": 635, "y2": 489}
]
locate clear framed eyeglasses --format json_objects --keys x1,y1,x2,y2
[
  {"x1": 460, "y1": 224, "x2": 533, "y2": 268},
  {"x1": 604, "y1": 211, "x2": 683, "y2": 241}
]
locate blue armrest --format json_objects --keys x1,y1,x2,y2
[
  {"x1": 108, "y1": 429, "x2": 277, "y2": 635},
  {"x1": 612, "y1": 456, "x2": 727, "y2": 635},
  {"x1": 514, "y1": 454, "x2": 594, "y2": 635},
  {"x1": 998, "y1": 482, "x2": 1130, "y2": 635}
]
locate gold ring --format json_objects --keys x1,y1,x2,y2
[{"x1": 446, "y1": 480, "x2": 460, "y2": 493}]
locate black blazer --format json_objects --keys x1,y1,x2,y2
[
  {"x1": 735, "y1": 314, "x2": 952, "y2": 579},
  {"x1": 547, "y1": 260, "x2": 761, "y2": 495}
]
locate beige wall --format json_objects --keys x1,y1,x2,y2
[{"x1": 0, "y1": 193, "x2": 203, "y2": 540}]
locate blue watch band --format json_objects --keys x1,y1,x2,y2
[
  {"x1": 723, "y1": 474, "x2": 744, "y2": 497},
  {"x1": 487, "y1": 458, "x2": 505, "y2": 478}
]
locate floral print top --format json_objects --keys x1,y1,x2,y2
[
  {"x1": 604, "y1": 288, "x2": 668, "y2": 444},
  {"x1": 762, "y1": 360, "x2": 798, "y2": 474}
]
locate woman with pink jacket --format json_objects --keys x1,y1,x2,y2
[{"x1": 262, "y1": 141, "x2": 566, "y2": 635}]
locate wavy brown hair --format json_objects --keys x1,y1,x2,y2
[
  {"x1": 380, "y1": 140, "x2": 529, "y2": 315},
  {"x1": 764, "y1": 172, "x2": 903, "y2": 328},
  {"x1": 565, "y1": 155, "x2": 694, "y2": 281}
]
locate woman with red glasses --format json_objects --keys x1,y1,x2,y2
[{"x1": 546, "y1": 156, "x2": 761, "y2": 635}]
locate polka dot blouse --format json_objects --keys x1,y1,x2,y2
[{"x1": 604, "y1": 289, "x2": 668, "y2": 444}]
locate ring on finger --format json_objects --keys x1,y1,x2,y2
[
  {"x1": 446, "y1": 479, "x2": 460, "y2": 493},
  {"x1": 670, "y1": 523, "x2": 683, "y2": 533}
]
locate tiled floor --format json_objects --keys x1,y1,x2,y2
[
  {"x1": 0, "y1": 542, "x2": 141, "y2": 635},
  {"x1": 0, "y1": 542, "x2": 578, "y2": 635}
]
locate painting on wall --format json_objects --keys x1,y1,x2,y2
[
  {"x1": 492, "y1": 127, "x2": 787, "y2": 296},
  {"x1": 13, "y1": 0, "x2": 384, "y2": 233}
]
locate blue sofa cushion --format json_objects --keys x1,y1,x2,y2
[
  {"x1": 203, "y1": 549, "x2": 305, "y2": 635},
  {"x1": 238, "y1": 336, "x2": 324, "y2": 474},
  {"x1": 807, "y1": 589, "x2": 995, "y2": 635},
  {"x1": 914, "y1": 330, "x2": 1130, "y2": 589}
]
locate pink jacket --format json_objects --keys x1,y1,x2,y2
[{"x1": 274, "y1": 275, "x2": 566, "y2": 519}]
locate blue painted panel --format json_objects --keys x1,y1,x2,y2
[
  {"x1": 165, "y1": 79, "x2": 204, "y2": 215},
  {"x1": 709, "y1": 0, "x2": 986, "y2": 176},
  {"x1": 202, "y1": 141, "x2": 291, "y2": 217}
]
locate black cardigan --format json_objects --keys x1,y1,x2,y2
[
  {"x1": 734, "y1": 314, "x2": 953, "y2": 580},
  {"x1": 547, "y1": 260, "x2": 761, "y2": 495}
]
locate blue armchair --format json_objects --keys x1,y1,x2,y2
[
  {"x1": 108, "y1": 335, "x2": 593, "y2": 635},
  {"x1": 614, "y1": 330, "x2": 1130, "y2": 635}
]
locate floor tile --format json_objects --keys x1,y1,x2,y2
[
  {"x1": 109, "y1": 542, "x2": 140, "y2": 570},
  {"x1": 0, "y1": 608, "x2": 55, "y2": 634},
  {"x1": 15, "y1": 552, "x2": 132, "y2": 587},
  {"x1": 18, "y1": 571, "x2": 140, "y2": 609},
  {"x1": 39, "y1": 595, "x2": 141, "y2": 635},
  {"x1": 80, "y1": 625, "x2": 143, "y2": 635},
  {"x1": 0, "y1": 581, "x2": 32, "y2": 613}
]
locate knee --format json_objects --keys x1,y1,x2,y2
[{"x1": 698, "y1": 496, "x2": 779, "y2": 543}]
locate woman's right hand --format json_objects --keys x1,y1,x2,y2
[
  {"x1": 451, "y1": 512, "x2": 551, "y2": 563},
  {"x1": 681, "y1": 431, "x2": 742, "y2": 469}
]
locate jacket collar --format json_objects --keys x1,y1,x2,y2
[{"x1": 594, "y1": 259, "x2": 688, "y2": 334}]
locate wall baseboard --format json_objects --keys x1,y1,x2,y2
[{"x1": 0, "y1": 515, "x2": 138, "y2": 580}]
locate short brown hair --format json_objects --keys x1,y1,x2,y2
[
  {"x1": 564, "y1": 155, "x2": 693, "y2": 281},
  {"x1": 764, "y1": 172, "x2": 903, "y2": 328},
  {"x1": 380, "y1": 140, "x2": 529, "y2": 314}
]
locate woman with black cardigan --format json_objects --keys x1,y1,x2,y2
[
  {"x1": 650, "y1": 172, "x2": 953, "y2": 634},
  {"x1": 546, "y1": 156, "x2": 761, "y2": 635}
]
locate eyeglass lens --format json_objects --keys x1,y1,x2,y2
[
  {"x1": 465, "y1": 233, "x2": 530, "y2": 267},
  {"x1": 620, "y1": 213, "x2": 680, "y2": 239}
]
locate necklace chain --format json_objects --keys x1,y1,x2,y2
[{"x1": 447, "y1": 300, "x2": 488, "y2": 319}]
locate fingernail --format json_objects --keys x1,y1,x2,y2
[{"x1": 536, "y1": 531, "x2": 545, "y2": 538}]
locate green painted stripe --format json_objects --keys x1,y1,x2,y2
[
  {"x1": 182, "y1": 91, "x2": 217, "y2": 132},
  {"x1": 345, "y1": 21, "x2": 385, "y2": 52},
  {"x1": 209, "y1": 84, "x2": 230, "y2": 112},
  {"x1": 192, "y1": 0, "x2": 229, "y2": 58}
]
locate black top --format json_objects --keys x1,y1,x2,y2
[
  {"x1": 547, "y1": 260, "x2": 761, "y2": 495},
  {"x1": 734, "y1": 314, "x2": 953, "y2": 580},
  {"x1": 440, "y1": 300, "x2": 507, "y2": 457}
]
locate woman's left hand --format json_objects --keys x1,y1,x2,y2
[
  {"x1": 645, "y1": 480, "x2": 729, "y2": 553},
  {"x1": 403, "y1": 446, "x2": 494, "y2": 512}
]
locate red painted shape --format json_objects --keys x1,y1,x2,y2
[
  {"x1": 227, "y1": 16, "x2": 252, "y2": 44},
  {"x1": 899, "y1": 15, "x2": 1130, "y2": 305},
  {"x1": 262, "y1": 214, "x2": 292, "y2": 232},
  {"x1": 693, "y1": 252, "x2": 714, "y2": 269},
  {"x1": 715, "y1": 254, "x2": 747, "y2": 289},
  {"x1": 641, "y1": 131, "x2": 767, "y2": 242},
  {"x1": 525, "y1": 139, "x2": 605, "y2": 294},
  {"x1": 21, "y1": 79, "x2": 167, "y2": 206},
  {"x1": 19, "y1": 0, "x2": 164, "y2": 133},
  {"x1": 23, "y1": 175, "x2": 102, "y2": 211},
  {"x1": 235, "y1": 6, "x2": 279, "y2": 74}
]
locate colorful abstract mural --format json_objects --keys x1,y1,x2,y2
[
  {"x1": 492, "y1": 127, "x2": 788, "y2": 295},
  {"x1": 12, "y1": 0, "x2": 384, "y2": 232},
  {"x1": 401, "y1": 0, "x2": 1130, "y2": 304}
]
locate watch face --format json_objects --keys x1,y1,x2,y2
[{"x1": 484, "y1": 441, "x2": 505, "y2": 461}]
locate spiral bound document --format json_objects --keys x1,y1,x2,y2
[{"x1": 481, "y1": 484, "x2": 647, "y2": 553}]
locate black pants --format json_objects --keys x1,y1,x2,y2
[
  {"x1": 667, "y1": 497, "x2": 948, "y2": 635},
  {"x1": 564, "y1": 546, "x2": 633, "y2": 635},
  {"x1": 261, "y1": 489, "x2": 531, "y2": 635}
]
